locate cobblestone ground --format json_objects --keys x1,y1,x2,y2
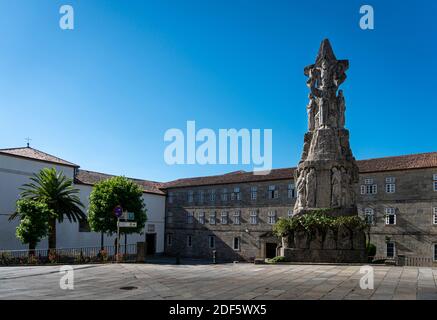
[{"x1": 1, "y1": 263, "x2": 437, "y2": 300}]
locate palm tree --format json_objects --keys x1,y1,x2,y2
[{"x1": 11, "y1": 168, "x2": 86, "y2": 249}]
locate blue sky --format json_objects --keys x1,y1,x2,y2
[{"x1": 0, "y1": 0, "x2": 435, "y2": 182}]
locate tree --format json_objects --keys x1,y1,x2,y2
[
  {"x1": 15, "y1": 199, "x2": 53, "y2": 253},
  {"x1": 88, "y1": 176, "x2": 147, "y2": 243},
  {"x1": 11, "y1": 168, "x2": 86, "y2": 249}
]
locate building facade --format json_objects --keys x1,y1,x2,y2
[{"x1": 162, "y1": 153, "x2": 437, "y2": 262}]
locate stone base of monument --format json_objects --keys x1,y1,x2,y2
[{"x1": 280, "y1": 227, "x2": 367, "y2": 263}]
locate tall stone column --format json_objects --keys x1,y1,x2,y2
[{"x1": 293, "y1": 39, "x2": 358, "y2": 216}]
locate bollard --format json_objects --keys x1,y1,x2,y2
[
  {"x1": 175, "y1": 253, "x2": 181, "y2": 265},
  {"x1": 212, "y1": 250, "x2": 217, "y2": 264}
]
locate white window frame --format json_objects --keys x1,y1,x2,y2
[
  {"x1": 361, "y1": 184, "x2": 377, "y2": 195},
  {"x1": 198, "y1": 212, "x2": 205, "y2": 225},
  {"x1": 199, "y1": 190, "x2": 204, "y2": 203},
  {"x1": 268, "y1": 185, "x2": 278, "y2": 199},
  {"x1": 208, "y1": 235, "x2": 215, "y2": 249},
  {"x1": 386, "y1": 242, "x2": 395, "y2": 258},
  {"x1": 267, "y1": 210, "x2": 276, "y2": 224},
  {"x1": 187, "y1": 235, "x2": 192, "y2": 248},
  {"x1": 385, "y1": 208, "x2": 396, "y2": 225},
  {"x1": 187, "y1": 211, "x2": 194, "y2": 224},
  {"x1": 221, "y1": 188, "x2": 228, "y2": 201},
  {"x1": 233, "y1": 211, "x2": 241, "y2": 225},
  {"x1": 233, "y1": 237, "x2": 240, "y2": 251},
  {"x1": 433, "y1": 207, "x2": 437, "y2": 225},
  {"x1": 234, "y1": 187, "x2": 241, "y2": 200},
  {"x1": 188, "y1": 191, "x2": 194, "y2": 203},
  {"x1": 250, "y1": 186, "x2": 257, "y2": 200},
  {"x1": 250, "y1": 210, "x2": 258, "y2": 225},
  {"x1": 210, "y1": 190, "x2": 216, "y2": 201},
  {"x1": 221, "y1": 211, "x2": 228, "y2": 225},
  {"x1": 364, "y1": 208, "x2": 375, "y2": 225},
  {"x1": 364, "y1": 178, "x2": 373, "y2": 185},
  {"x1": 288, "y1": 183, "x2": 295, "y2": 198},
  {"x1": 385, "y1": 183, "x2": 395, "y2": 193},
  {"x1": 209, "y1": 212, "x2": 216, "y2": 225}
]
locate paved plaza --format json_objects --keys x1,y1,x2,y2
[{"x1": 1, "y1": 262, "x2": 437, "y2": 300}]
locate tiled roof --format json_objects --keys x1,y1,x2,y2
[
  {"x1": 75, "y1": 169, "x2": 166, "y2": 195},
  {"x1": 0, "y1": 147, "x2": 78, "y2": 167},
  {"x1": 162, "y1": 152, "x2": 437, "y2": 189}
]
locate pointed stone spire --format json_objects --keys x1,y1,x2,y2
[{"x1": 315, "y1": 38, "x2": 337, "y2": 64}]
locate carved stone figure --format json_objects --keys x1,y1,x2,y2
[
  {"x1": 305, "y1": 168, "x2": 316, "y2": 208},
  {"x1": 337, "y1": 90, "x2": 346, "y2": 128},
  {"x1": 331, "y1": 167, "x2": 342, "y2": 207},
  {"x1": 307, "y1": 93, "x2": 317, "y2": 131},
  {"x1": 295, "y1": 169, "x2": 306, "y2": 210}
]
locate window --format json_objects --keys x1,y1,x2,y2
[
  {"x1": 221, "y1": 188, "x2": 228, "y2": 201},
  {"x1": 288, "y1": 183, "x2": 296, "y2": 198},
  {"x1": 167, "y1": 234, "x2": 173, "y2": 246},
  {"x1": 199, "y1": 190, "x2": 205, "y2": 203},
  {"x1": 433, "y1": 208, "x2": 437, "y2": 225},
  {"x1": 250, "y1": 210, "x2": 258, "y2": 224},
  {"x1": 385, "y1": 177, "x2": 396, "y2": 193},
  {"x1": 434, "y1": 244, "x2": 437, "y2": 261},
  {"x1": 233, "y1": 187, "x2": 241, "y2": 200},
  {"x1": 209, "y1": 212, "x2": 216, "y2": 225},
  {"x1": 268, "y1": 185, "x2": 279, "y2": 199},
  {"x1": 167, "y1": 211, "x2": 173, "y2": 224},
  {"x1": 188, "y1": 191, "x2": 194, "y2": 203},
  {"x1": 147, "y1": 224, "x2": 155, "y2": 232},
  {"x1": 385, "y1": 208, "x2": 396, "y2": 225},
  {"x1": 268, "y1": 211, "x2": 276, "y2": 224},
  {"x1": 233, "y1": 237, "x2": 240, "y2": 251},
  {"x1": 386, "y1": 242, "x2": 395, "y2": 258},
  {"x1": 198, "y1": 212, "x2": 205, "y2": 224},
  {"x1": 79, "y1": 219, "x2": 91, "y2": 232},
  {"x1": 187, "y1": 235, "x2": 192, "y2": 247},
  {"x1": 364, "y1": 178, "x2": 373, "y2": 185},
  {"x1": 250, "y1": 186, "x2": 257, "y2": 200},
  {"x1": 288, "y1": 210, "x2": 293, "y2": 218},
  {"x1": 233, "y1": 211, "x2": 241, "y2": 225},
  {"x1": 434, "y1": 174, "x2": 437, "y2": 191},
  {"x1": 210, "y1": 190, "x2": 216, "y2": 201},
  {"x1": 187, "y1": 211, "x2": 194, "y2": 224},
  {"x1": 208, "y1": 235, "x2": 215, "y2": 249},
  {"x1": 168, "y1": 192, "x2": 174, "y2": 204},
  {"x1": 364, "y1": 208, "x2": 374, "y2": 225},
  {"x1": 221, "y1": 211, "x2": 228, "y2": 225},
  {"x1": 360, "y1": 184, "x2": 377, "y2": 195}
]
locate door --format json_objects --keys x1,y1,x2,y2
[
  {"x1": 266, "y1": 243, "x2": 277, "y2": 259},
  {"x1": 146, "y1": 233, "x2": 156, "y2": 255}
]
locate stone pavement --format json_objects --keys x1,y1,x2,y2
[{"x1": 0, "y1": 263, "x2": 436, "y2": 300}]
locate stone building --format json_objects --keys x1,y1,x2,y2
[{"x1": 162, "y1": 152, "x2": 437, "y2": 262}]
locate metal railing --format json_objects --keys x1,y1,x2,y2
[
  {"x1": 371, "y1": 255, "x2": 435, "y2": 267},
  {"x1": 0, "y1": 244, "x2": 138, "y2": 266}
]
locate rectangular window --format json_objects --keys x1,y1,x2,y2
[
  {"x1": 250, "y1": 186, "x2": 257, "y2": 200},
  {"x1": 78, "y1": 219, "x2": 91, "y2": 232},
  {"x1": 364, "y1": 178, "x2": 373, "y2": 185},
  {"x1": 233, "y1": 237, "x2": 240, "y2": 251},
  {"x1": 187, "y1": 235, "x2": 192, "y2": 247},
  {"x1": 221, "y1": 188, "x2": 228, "y2": 201},
  {"x1": 208, "y1": 235, "x2": 215, "y2": 249},
  {"x1": 364, "y1": 208, "x2": 374, "y2": 225},
  {"x1": 209, "y1": 212, "x2": 216, "y2": 225},
  {"x1": 187, "y1": 211, "x2": 194, "y2": 224},
  {"x1": 167, "y1": 211, "x2": 173, "y2": 224},
  {"x1": 385, "y1": 208, "x2": 396, "y2": 225},
  {"x1": 268, "y1": 185, "x2": 279, "y2": 199},
  {"x1": 210, "y1": 190, "x2": 216, "y2": 201},
  {"x1": 147, "y1": 224, "x2": 155, "y2": 233},
  {"x1": 434, "y1": 174, "x2": 437, "y2": 191},
  {"x1": 233, "y1": 187, "x2": 241, "y2": 200},
  {"x1": 199, "y1": 191, "x2": 204, "y2": 203},
  {"x1": 288, "y1": 183, "x2": 296, "y2": 198},
  {"x1": 188, "y1": 191, "x2": 194, "y2": 203},
  {"x1": 386, "y1": 242, "x2": 395, "y2": 258},
  {"x1": 433, "y1": 207, "x2": 437, "y2": 225},
  {"x1": 434, "y1": 244, "x2": 437, "y2": 261},
  {"x1": 268, "y1": 211, "x2": 276, "y2": 224},
  {"x1": 250, "y1": 210, "x2": 258, "y2": 225},
  {"x1": 385, "y1": 177, "x2": 395, "y2": 184},
  {"x1": 221, "y1": 211, "x2": 228, "y2": 225},
  {"x1": 167, "y1": 234, "x2": 173, "y2": 246},
  {"x1": 385, "y1": 183, "x2": 395, "y2": 193},
  {"x1": 361, "y1": 184, "x2": 377, "y2": 195},
  {"x1": 233, "y1": 211, "x2": 241, "y2": 225},
  {"x1": 198, "y1": 212, "x2": 205, "y2": 224},
  {"x1": 168, "y1": 192, "x2": 174, "y2": 204}
]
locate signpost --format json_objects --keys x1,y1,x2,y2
[{"x1": 113, "y1": 206, "x2": 137, "y2": 262}]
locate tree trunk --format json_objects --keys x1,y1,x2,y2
[
  {"x1": 48, "y1": 218, "x2": 57, "y2": 249},
  {"x1": 29, "y1": 240, "x2": 36, "y2": 256}
]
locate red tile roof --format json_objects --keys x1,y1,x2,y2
[
  {"x1": 357, "y1": 152, "x2": 437, "y2": 173},
  {"x1": 75, "y1": 169, "x2": 165, "y2": 195},
  {"x1": 0, "y1": 147, "x2": 78, "y2": 167}
]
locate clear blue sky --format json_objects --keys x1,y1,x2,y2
[{"x1": 0, "y1": 0, "x2": 435, "y2": 182}]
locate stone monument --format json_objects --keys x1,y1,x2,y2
[
  {"x1": 282, "y1": 39, "x2": 366, "y2": 263},
  {"x1": 294, "y1": 38, "x2": 359, "y2": 216}
]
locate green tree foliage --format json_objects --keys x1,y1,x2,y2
[
  {"x1": 11, "y1": 168, "x2": 85, "y2": 249},
  {"x1": 87, "y1": 176, "x2": 147, "y2": 235},
  {"x1": 15, "y1": 199, "x2": 53, "y2": 252}
]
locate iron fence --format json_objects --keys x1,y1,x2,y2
[{"x1": 0, "y1": 244, "x2": 138, "y2": 266}]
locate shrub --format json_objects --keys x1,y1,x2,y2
[
  {"x1": 366, "y1": 243, "x2": 376, "y2": 256},
  {"x1": 268, "y1": 256, "x2": 287, "y2": 263}
]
